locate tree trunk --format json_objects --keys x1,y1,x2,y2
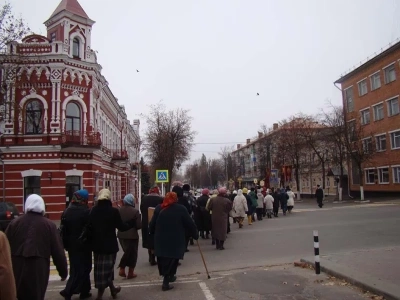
[
  {"x1": 295, "y1": 165, "x2": 301, "y2": 200},
  {"x1": 358, "y1": 166, "x2": 365, "y2": 201}
]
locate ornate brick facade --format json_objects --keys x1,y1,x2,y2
[{"x1": 0, "y1": 0, "x2": 141, "y2": 219}]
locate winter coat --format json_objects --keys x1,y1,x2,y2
[
  {"x1": 272, "y1": 192, "x2": 280, "y2": 209},
  {"x1": 0, "y1": 231, "x2": 16, "y2": 300},
  {"x1": 61, "y1": 202, "x2": 90, "y2": 252},
  {"x1": 149, "y1": 203, "x2": 198, "y2": 259},
  {"x1": 244, "y1": 193, "x2": 254, "y2": 215},
  {"x1": 232, "y1": 190, "x2": 248, "y2": 218},
  {"x1": 208, "y1": 196, "x2": 233, "y2": 241},
  {"x1": 315, "y1": 188, "x2": 324, "y2": 200},
  {"x1": 140, "y1": 193, "x2": 163, "y2": 249},
  {"x1": 117, "y1": 205, "x2": 142, "y2": 240},
  {"x1": 195, "y1": 195, "x2": 211, "y2": 231},
  {"x1": 249, "y1": 191, "x2": 258, "y2": 208},
  {"x1": 287, "y1": 191, "x2": 295, "y2": 207},
  {"x1": 264, "y1": 194, "x2": 274, "y2": 210},
  {"x1": 256, "y1": 192, "x2": 264, "y2": 208},
  {"x1": 278, "y1": 191, "x2": 289, "y2": 209}
]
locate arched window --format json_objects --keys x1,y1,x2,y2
[
  {"x1": 25, "y1": 100, "x2": 43, "y2": 134},
  {"x1": 66, "y1": 102, "x2": 81, "y2": 132},
  {"x1": 72, "y1": 38, "x2": 80, "y2": 57}
]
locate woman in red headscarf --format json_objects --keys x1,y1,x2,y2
[{"x1": 149, "y1": 192, "x2": 198, "y2": 291}]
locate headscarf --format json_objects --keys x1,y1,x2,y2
[
  {"x1": 233, "y1": 190, "x2": 238, "y2": 195},
  {"x1": 25, "y1": 194, "x2": 46, "y2": 215},
  {"x1": 123, "y1": 193, "x2": 135, "y2": 207},
  {"x1": 242, "y1": 188, "x2": 248, "y2": 194},
  {"x1": 149, "y1": 186, "x2": 160, "y2": 195},
  {"x1": 161, "y1": 192, "x2": 178, "y2": 209},
  {"x1": 202, "y1": 188, "x2": 210, "y2": 195},
  {"x1": 71, "y1": 189, "x2": 89, "y2": 204},
  {"x1": 182, "y1": 184, "x2": 190, "y2": 192},
  {"x1": 172, "y1": 185, "x2": 183, "y2": 197},
  {"x1": 237, "y1": 189, "x2": 243, "y2": 196},
  {"x1": 218, "y1": 187, "x2": 227, "y2": 196},
  {"x1": 98, "y1": 188, "x2": 111, "y2": 201}
]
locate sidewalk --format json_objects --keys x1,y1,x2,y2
[{"x1": 301, "y1": 246, "x2": 400, "y2": 300}]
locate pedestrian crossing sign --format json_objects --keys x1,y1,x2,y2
[{"x1": 156, "y1": 170, "x2": 169, "y2": 183}]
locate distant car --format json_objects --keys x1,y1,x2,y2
[{"x1": 0, "y1": 202, "x2": 20, "y2": 232}]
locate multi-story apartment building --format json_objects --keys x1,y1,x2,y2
[
  {"x1": 0, "y1": 0, "x2": 141, "y2": 219},
  {"x1": 335, "y1": 42, "x2": 400, "y2": 196},
  {"x1": 232, "y1": 122, "x2": 344, "y2": 197}
]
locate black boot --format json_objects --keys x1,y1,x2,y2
[
  {"x1": 162, "y1": 276, "x2": 174, "y2": 291},
  {"x1": 190, "y1": 237, "x2": 194, "y2": 245},
  {"x1": 150, "y1": 253, "x2": 157, "y2": 266},
  {"x1": 200, "y1": 231, "x2": 205, "y2": 239},
  {"x1": 212, "y1": 238, "x2": 215, "y2": 245},
  {"x1": 215, "y1": 239, "x2": 220, "y2": 249},
  {"x1": 219, "y1": 241, "x2": 225, "y2": 250}
]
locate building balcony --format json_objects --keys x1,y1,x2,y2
[
  {"x1": 112, "y1": 150, "x2": 128, "y2": 161},
  {"x1": 61, "y1": 130, "x2": 101, "y2": 148}
]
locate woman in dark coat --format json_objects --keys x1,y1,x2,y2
[
  {"x1": 60, "y1": 189, "x2": 92, "y2": 300},
  {"x1": 196, "y1": 189, "x2": 212, "y2": 239},
  {"x1": 5, "y1": 194, "x2": 68, "y2": 300},
  {"x1": 149, "y1": 192, "x2": 198, "y2": 291},
  {"x1": 272, "y1": 188, "x2": 280, "y2": 217},
  {"x1": 89, "y1": 189, "x2": 133, "y2": 300},
  {"x1": 140, "y1": 186, "x2": 163, "y2": 265},
  {"x1": 117, "y1": 194, "x2": 142, "y2": 279}
]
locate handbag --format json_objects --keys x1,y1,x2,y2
[{"x1": 78, "y1": 209, "x2": 93, "y2": 245}]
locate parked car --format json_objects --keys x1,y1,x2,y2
[{"x1": 0, "y1": 202, "x2": 20, "y2": 232}]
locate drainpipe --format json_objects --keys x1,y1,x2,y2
[
  {"x1": 334, "y1": 82, "x2": 354, "y2": 199},
  {"x1": 0, "y1": 156, "x2": 4, "y2": 202}
]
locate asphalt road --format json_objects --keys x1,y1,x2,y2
[{"x1": 46, "y1": 200, "x2": 400, "y2": 299}]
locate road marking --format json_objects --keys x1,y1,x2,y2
[
  {"x1": 199, "y1": 282, "x2": 215, "y2": 300},
  {"x1": 293, "y1": 203, "x2": 397, "y2": 213}
]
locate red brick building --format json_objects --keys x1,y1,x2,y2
[
  {"x1": 0, "y1": 0, "x2": 141, "y2": 219},
  {"x1": 335, "y1": 42, "x2": 400, "y2": 196}
]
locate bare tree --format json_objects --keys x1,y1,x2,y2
[
  {"x1": 218, "y1": 145, "x2": 233, "y2": 185},
  {"x1": 142, "y1": 102, "x2": 196, "y2": 191},
  {"x1": 257, "y1": 125, "x2": 273, "y2": 185},
  {"x1": 321, "y1": 104, "x2": 375, "y2": 201},
  {"x1": 0, "y1": 3, "x2": 31, "y2": 134}
]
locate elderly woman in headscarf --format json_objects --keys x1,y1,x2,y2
[
  {"x1": 208, "y1": 187, "x2": 233, "y2": 250},
  {"x1": 232, "y1": 189, "x2": 248, "y2": 228},
  {"x1": 60, "y1": 189, "x2": 93, "y2": 300},
  {"x1": 117, "y1": 194, "x2": 142, "y2": 279},
  {"x1": 5, "y1": 194, "x2": 68, "y2": 300},
  {"x1": 88, "y1": 189, "x2": 134, "y2": 300},
  {"x1": 149, "y1": 192, "x2": 198, "y2": 291}
]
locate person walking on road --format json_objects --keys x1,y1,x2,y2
[
  {"x1": 256, "y1": 189, "x2": 265, "y2": 221},
  {"x1": 59, "y1": 189, "x2": 92, "y2": 300},
  {"x1": 0, "y1": 231, "x2": 16, "y2": 300},
  {"x1": 206, "y1": 190, "x2": 218, "y2": 245},
  {"x1": 242, "y1": 188, "x2": 253, "y2": 225},
  {"x1": 140, "y1": 186, "x2": 163, "y2": 266},
  {"x1": 89, "y1": 189, "x2": 134, "y2": 300},
  {"x1": 232, "y1": 189, "x2": 248, "y2": 228},
  {"x1": 286, "y1": 186, "x2": 296, "y2": 213},
  {"x1": 279, "y1": 188, "x2": 289, "y2": 216},
  {"x1": 248, "y1": 188, "x2": 258, "y2": 222},
  {"x1": 272, "y1": 188, "x2": 280, "y2": 217},
  {"x1": 208, "y1": 187, "x2": 233, "y2": 250},
  {"x1": 264, "y1": 189, "x2": 274, "y2": 218},
  {"x1": 196, "y1": 189, "x2": 211, "y2": 239},
  {"x1": 5, "y1": 194, "x2": 68, "y2": 300},
  {"x1": 117, "y1": 194, "x2": 142, "y2": 279},
  {"x1": 315, "y1": 185, "x2": 324, "y2": 208},
  {"x1": 149, "y1": 192, "x2": 198, "y2": 291}
]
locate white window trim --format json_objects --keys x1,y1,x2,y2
[
  {"x1": 356, "y1": 77, "x2": 368, "y2": 84},
  {"x1": 383, "y1": 62, "x2": 396, "y2": 70},
  {"x1": 359, "y1": 107, "x2": 370, "y2": 112},
  {"x1": 388, "y1": 128, "x2": 400, "y2": 134},
  {"x1": 375, "y1": 133, "x2": 387, "y2": 152},
  {"x1": 377, "y1": 166, "x2": 390, "y2": 184},
  {"x1": 360, "y1": 108, "x2": 370, "y2": 125},
  {"x1": 371, "y1": 101, "x2": 384, "y2": 107},
  {"x1": 364, "y1": 168, "x2": 376, "y2": 185},
  {"x1": 361, "y1": 136, "x2": 373, "y2": 141},
  {"x1": 347, "y1": 118, "x2": 356, "y2": 122},
  {"x1": 343, "y1": 85, "x2": 354, "y2": 91},
  {"x1": 384, "y1": 95, "x2": 399, "y2": 102},
  {"x1": 21, "y1": 169, "x2": 42, "y2": 177},
  {"x1": 65, "y1": 169, "x2": 84, "y2": 177},
  {"x1": 374, "y1": 133, "x2": 386, "y2": 137},
  {"x1": 368, "y1": 70, "x2": 380, "y2": 77},
  {"x1": 389, "y1": 130, "x2": 400, "y2": 150},
  {"x1": 377, "y1": 166, "x2": 390, "y2": 169},
  {"x1": 392, "y1": 166, "x2": 400, "y2": 184},
  {"x1": 391, "y1": 164, "x2": 400, "y2": 168},
  {"x1": 364, "y1": 167, "x2": 376, "y2": 170}
]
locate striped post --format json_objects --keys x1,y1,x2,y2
[{"x1": 313, "y1": 230, "x2": 320, "y2": 274}]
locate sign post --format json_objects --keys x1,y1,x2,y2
[{"x1": 155, "y1": 170, "x2": 169, "y2": 196}]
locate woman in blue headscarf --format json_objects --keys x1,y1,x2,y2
[
  {"x1": 60, "y1": 189, "x2": 92, "y2": 300},
  {"x1": 117, "y1": 194, "x2": 142, "y2": 279}
]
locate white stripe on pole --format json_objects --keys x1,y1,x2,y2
[
  {"x1": 314, "y1": 242, "x2": 319, "y2": 248},
  {"x1": 315, "y1": 255, "x2": 320, "y2": 262}
]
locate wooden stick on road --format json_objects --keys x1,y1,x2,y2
[{"x1": 196, "y1": 240, "x2": 211, "y2": 279}]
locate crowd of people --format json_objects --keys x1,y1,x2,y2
[{"x1": 0, "y1": 183, "x2": 301, "y2": 300}]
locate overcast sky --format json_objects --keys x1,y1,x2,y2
[{"x1": 10, "y1": 0, "x2": 400, "y2": 167}]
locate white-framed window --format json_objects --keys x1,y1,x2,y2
[
  {"x1": 73, "y1": 38, "x2": 80, "y2": 58},
  {"x1": 373, "y1": 103, "x2": 384, "y2": 121},
  {"x1": 347, "y1": 119, "x2": 356, "y2": 141},
  {"x1": 365, "y1": 169, "x2": 375, "y2": 184},
  {"x1": 393, "y1": 166, "x2": 400, "y2": 183},
  {"x1": 387, "y1": 97, "x2": 399, "y2": 117},
  {"x1": 378, "y1": 167, "x2": 389, "y2": 184},
  {"x1": 384, "y1": 63, "x2": 396, "y2": 84},
  {"x1": 344, "y1": 87, "x2": 354, "y2": 113},
  {"x1": 370, "y1": 72, "x2": 381, "y2": 90},
  {"x1": 362, "y1": 137, "x2": 373, "y2": 153},
  {"x1": 360, "y1": 108, "x2": 370, "y2": 125},
  {"x1": 390, "y1": 130, "x2": 400, "y2": 149},
  {"x1": 375, "y1": 134, "x2": 386, "y2": 151},
  {"x1": 358, "y1": 79, "x2": 368, "y2": 96}
]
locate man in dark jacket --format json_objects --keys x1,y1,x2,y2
[
  {"x1": 315, "y1": 185, "x2": 324, "y2": 208},
  {"x1": 140, "y1": 186, "x2": 163, "y2": 265},
  {"x1": 149, "y1": 192, "x2": 198, "y2": 291}
]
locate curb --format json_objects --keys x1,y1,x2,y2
[{"x1": 300, "y1": 259, "x2": 399, "y2": 300}]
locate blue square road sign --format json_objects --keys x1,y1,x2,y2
[{"x1": 156, "y1": 170, "x2": 169, "y2": 183}]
